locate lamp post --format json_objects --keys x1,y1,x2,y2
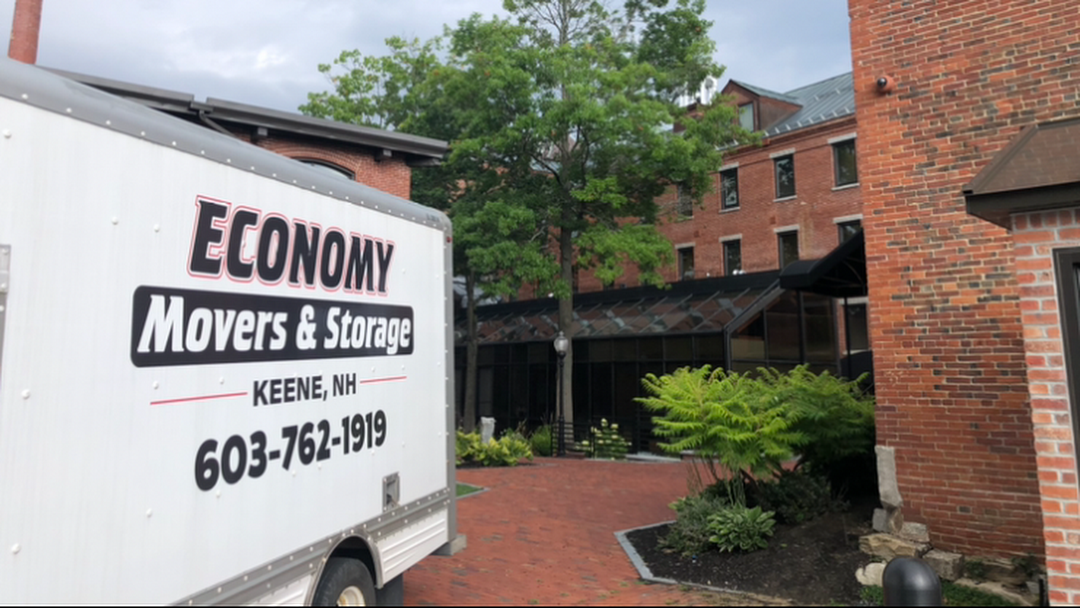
[{"x1": 553, "y1": 331, "x2": 569, "y2": 457}]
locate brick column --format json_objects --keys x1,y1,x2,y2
[
  {"x1": 848, "y1": 0, "x2": 1080, "y2": 560},
  {"x1": 8, "y1": 0, "x2": 43, "y2": 64}
]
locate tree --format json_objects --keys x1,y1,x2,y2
[
  {"x1": 301, "y1": 36, "x2": 554, "y2": 433},
  {"x1": 302, "y1": 0, "x2": 751, "y2": 436},
  {"x1": 439, "y1": 0, "x2": 749, "y2": 438}
]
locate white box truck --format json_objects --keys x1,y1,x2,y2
[{"x1": 0, "y1": 58, "x2": 459, "y2": 605}]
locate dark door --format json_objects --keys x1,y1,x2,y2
[{"x1": 1053, "y1": 247, "x2": 1080, "y2": 465}]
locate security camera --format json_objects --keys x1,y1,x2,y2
[{"x1": 876, "y1": 76, "x2": 896, "y2": 93}]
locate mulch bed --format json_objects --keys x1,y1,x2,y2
[{"x1": 625, "y1": 500, "x2": 877, "y2": 605}]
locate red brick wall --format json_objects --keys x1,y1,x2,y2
[
  {"x1": 577, "y1": 116, "x2": 861, "y2": 292},
  {"x1": 1011, "y1": 208, "x2": 1080, "y2": 603},
  {"x1": 234, "y1": 132, "x2": 413, "y2": 200},
  {"x1": 850, "y1": 0, "x2": 1080, "y2": 560}
]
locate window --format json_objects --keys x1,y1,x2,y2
[
  {"x1": 720, "y1": 168, "x2": 739, "y2": 210},
  {"x1": 774, "y1": 155, "x2": 795, "y2": 199},
  {"x1": 678, "y1": 247, "x2": 695, "y2": 280},
  {"x1": 738, "y1": 103, "x2": 755, "y2": 131},
  {"x1": 778, "y1": 231, "x2": 799, "y2": 268},
  {"x1": 833, "y1": 139, "x2": 858, "y2": 187},
  {"x1": 676, "y1": 183, "x2": 693, "y2": 218},
  {"x1": 299, "y1": 159, "x2": 354, "y2": 180},
  {"x1": 838, "y1": 219, "x2": 862, "y2": 242},
  {"x1": 723, "y1": 240, "x2": 742, "y2": 275},
  {"x1": 844, "y1": 301, "x2": 870, "y2": 352}
]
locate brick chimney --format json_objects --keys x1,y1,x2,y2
[{"x1": 8, "y1": 0, "x2": 43, "y2": 64}]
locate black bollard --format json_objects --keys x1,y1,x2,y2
[{"x1": 883, "y1": 557, "x2": 943, "y2": 606}]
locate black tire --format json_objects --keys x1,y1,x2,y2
[{"x1": 312, "y1": 557, "x2": 376, "y2": 606}]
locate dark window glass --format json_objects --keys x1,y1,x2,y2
[
  {"x1": 695, "y1": 334, "x2": 725, "y2": 362},
  {"x1": 612, "y1": 364, "x2": 641, "y2": 424},
  {"x1": 766, "y1": 292, "x2": 801, "y2": 361},
  {"x1": 833, "y1": 139, "x2": 858, "y2": 186},
  {"x1": 731, "y1": 314, "x2": 766, "y2": 361},
  {"x1": 478, "y1": 345, "x2": 496, "y2": 365},
  {"x1": 720, "y1": 169, "x2": 739, "y2": 209},
  {"x1": 738, "y1": 103, "x2": 755, "y2": 131},
  {"x1": 677, "y1": 183, "x2": 693, "y2": 218},
  {"x1": 723, "y1": 240, "x2": 742, "y2": 275},
  {"x1": 846, "y1": 303, "x2": 870, "y2": 351},
  {"x1": 590, "y1": 339, "x2": 613, "y2": 362},
  {"x1": 613, "y1": 338, "x2": 637, "y2": 361},
  {"x1": 639, "y1": 338, "x2": 664, "y2": 361},
  {"x1": 666, "y1": 336, "x2": 693, "y2": 361},
  {"x1": 838, "y1": 220, "x2": 862, "y2": 243},
  {"x1": 778, "y1": 231, "x2": 799, "y2": 268},
  {"x1": 803, "y1": 295, "x2": 837, "y2": 363},
  {"x1": 775, "y1": 155, "x2": 795, "y2": 198},
  {"x1": 527, "y1": 342, "x2": 549, "y2": 364},
  {"x1": 678, "y1": 247, "x2": 695, "y2": 280}
]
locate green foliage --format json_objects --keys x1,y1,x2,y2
[
  {"x1": 637, "y1": 364, "x2": 875, "y2": 500},
  {"x1": 706, "y1": 505, "x2": 776, "y2": 553},
  {"x1": 964, "y1": 558, "x2": 987, "y2": 582},
  {"x1": 529, "y1": 425, "x2": 554, "y2": 457},
  {"x1": 637, "y1": 366, "x2": 804, "y2": 492},
  {"x1": 659, "y1": 493, "x2": 729, "y2": 556},
  {"x1": 859, "y1": 583, "x2": 1020, "y2": 607},
  {"x1": 751, "y1": 469, "x2": 840, "y2": 525},
  {"x1": 456, "y1": 430, "x2": 533, "y2": 467},
  {"x1": 578, "y1": 418, "x2": 631, "y2": 459}
]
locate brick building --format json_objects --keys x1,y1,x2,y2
[
  {"x1": 46, "y1": 69, "x2": 447, "y2": 199},
  {"x1": 460, "y1": 72, "x2": 872, "y2": 447},
  {"x1": 849, "y1": 0, "x2": 1080, "y2": 600}
]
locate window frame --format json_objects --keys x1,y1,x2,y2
[
  {"x1": 832, "y1": 138, "x2": 858, "y2": 187},
  {"x1": 677, "y1": 245, "x2": 695, "y2": 281},
  {"x1": 676, "y1": 183, "x2": 693, "y2": 218},
  {"x1": 837, "y1": 219, "x2": 862, "y2": 242},
  {"x1": 738, "y1": 102, "x2": 755, "y2": 131},
  {"x1": 774, "y1": 154, "x2": 796, "y2": 199},
  {"x1": 777, "y1": 230, "x2": 799, "y2": 269},
  {"x1": 720, "y1": 168, "x2": 739, "y2": 210},
  {"x1": 723, "y1": 239, "x2": 742, "y2": 276}
]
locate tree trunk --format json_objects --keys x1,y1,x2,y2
[
  {"x1": 463, "y1": 272, "x2": 479, "y2": 433},
  {"x1": 558, "y1": 213, "x2": 574, "y2": 446}
]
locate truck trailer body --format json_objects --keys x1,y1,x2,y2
[{"x1": 0, "y1": 58, "x2": 457, "y2": 605}]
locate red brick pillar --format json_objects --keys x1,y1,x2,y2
[
  {"x1": 8, "y1": 0, "x2": 43, "y2": 64},
  {"x1": 848, "y1": 0, "x2": 1080, "y2": 560}
]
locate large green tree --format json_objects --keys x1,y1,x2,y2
[
  {"x1": 300, "y1": 36, "x2": 554, "y2": 433},
  {"x1": 302, "y1": 0, "x2": 749, "y2": 436},
  {"x1": 437, "y1": 0, "x2": 747, "y2": 437}
]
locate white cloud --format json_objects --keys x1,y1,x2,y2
[{"x1": 1, "y1": 0, "x2": 851, "y2": 113}]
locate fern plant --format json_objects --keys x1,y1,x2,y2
[
  {"x1": 637, "y1": 364, "x2": 875, "y2": 502},
  {"x1": 636, "y1": 366, "x2": 804, "y2": 502}
]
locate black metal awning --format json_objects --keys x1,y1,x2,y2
[
  {"x1": 456, "y1": 271, "x2": 781, "y2": 345},
  {"x1": 779, "y1": 231, "x2": 866, "y2": 298}
]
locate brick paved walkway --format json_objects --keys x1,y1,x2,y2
[{"x1": 404, "y1": 457, "x2": 767, "y2": 606}]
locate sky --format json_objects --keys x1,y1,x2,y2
[{"x1": 1, "y1": 0, "x2": 852, "y2": 115}]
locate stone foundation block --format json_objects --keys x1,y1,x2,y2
[
  {"x1": 924, "y1": 549, "x2": 963, "y2": 581},
  {"x1": 859, "y1": 533, "x2": 930, "y2": 560}
]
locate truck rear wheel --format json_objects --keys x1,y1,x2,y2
[{"x1": 312, "y1": 557, "x2": 376, "y2": 606}]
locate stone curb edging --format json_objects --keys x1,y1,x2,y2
[
  {"x1": 613, "y1": 521, "x2": 773, "y2": 601},
  {"x1": 455, "y1": 484, "x2": 490, "y2": 500}
]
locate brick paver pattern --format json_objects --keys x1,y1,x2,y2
[{"x1": 405, "y1": 458, "x2": 778, "y2": 606}]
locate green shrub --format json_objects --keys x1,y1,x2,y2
[
  {"x1": 751, "y1": 469, "x2": 841, "y2": 525},
  {"x1": 529, "y1": 425, "x2": 554, "y2": 457},
  {"x1": 659, "y1": 493, "x2": 730, "y2": 556},
  {"x1": 578, "y1": 418, "x2": 631, "y2": 460},
  {"x1": 637, "y1": 364, "x2": 874, "y2": 503},
  {"x1": 707, "y1": 505, "x2": 776, "y2": 553},
  {"x1": 456, "y1": 430, "x2": 533, "y2": 467}
]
